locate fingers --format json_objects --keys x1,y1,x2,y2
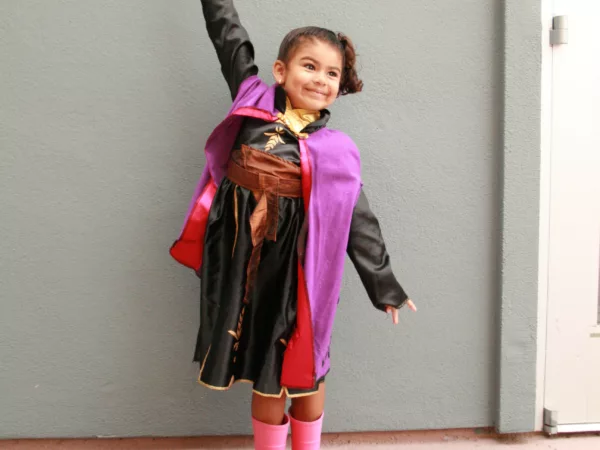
[
  {"x1": 386, "y1": 299, "x2": 417, "y2": 325},
  {"x1": 385, "y1": 306, "x2": 399, "y2": 325}
]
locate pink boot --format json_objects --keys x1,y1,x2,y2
[
  {"x1": 252, "y1": 414, "x2": 290, "y2": 450},
  {"x1": 290, "y1": 412, "x2": 324, "y2": 450}
]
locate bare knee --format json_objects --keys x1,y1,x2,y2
[
  {"x1": 290, "y1": 382, "x2": 325, "y2": 422},
  {"x1": 251, "y1": 392, "x2": 287, "y2": 425}
]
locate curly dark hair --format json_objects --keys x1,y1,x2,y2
[{"x1": 277, "y1": 26, "x2": 364, "y2": 96}]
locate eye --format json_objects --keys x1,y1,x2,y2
[
  {"x1": 328, "y1": 71, "x2": 340, "y2": 78},
  {"x1": 304, "y1": 63, "x2": 315, "y2": 70}
]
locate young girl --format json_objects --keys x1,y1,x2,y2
[{"x1": 171, "y1": 1, "x2": 416, "y2": 448}]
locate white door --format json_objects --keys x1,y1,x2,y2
[{"x1": 543, "y1": 0, "x2": 600, "y2": 434}]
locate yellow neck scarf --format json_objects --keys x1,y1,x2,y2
[{"x1": 277, "y1": 97, "x2": 321, "y2": 137}]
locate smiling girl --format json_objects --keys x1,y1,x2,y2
[{"x1": 170, "y1": 1, "x2": 416, "y2": 448}]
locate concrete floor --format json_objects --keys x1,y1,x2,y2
[{"x1": 2, "y1": 429, "x2": 600, "y2": 449}]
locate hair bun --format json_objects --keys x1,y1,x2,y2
[{"x1": 336, "y1": 33, "x2": 364, "y2": 96}]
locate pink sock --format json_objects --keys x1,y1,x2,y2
[
  {"x1": 252, "y1": 414, "x2": 289, "y2": 450},
  {"x1": 290, "y1": 412, "x2": 324, "y2": 450}
]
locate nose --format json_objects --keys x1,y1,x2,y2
[{"x1": 313, "y1": 71, "x2": 326, "y2": 86}]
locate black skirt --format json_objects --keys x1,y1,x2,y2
[{"x1": 194, "y1": 149, "x2": 325, "y2": 398}]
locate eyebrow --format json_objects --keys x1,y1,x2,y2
[{"x1": 299, "y1": 56, "x2": 342, "y2": 72}]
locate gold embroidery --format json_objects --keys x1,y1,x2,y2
[
  {"x1": 237, "y1": 306, "x2": 245, "y2": 338},
  {"x1": 197, "y1": 374, "x2": 322, "y2": 398},
  {"x1": 197, "y1": 345, "x2": 324, "y2": 399},
  {"x1": 228, "y1": 304, "x2": 246, "y2": 362},
  {"x1": 197, "y1": 375, "x2": 321, "y2": 398},
  {"x1": 264, "y1": 127, "x2": 285, "y2": 151}
]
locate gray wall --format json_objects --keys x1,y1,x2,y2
[
  {"x1": 0, "y1": 0, "x2": 540, "y2": 438},
  {"x1": 498, "y1": 0, "x2": 541, "y2": 433}
]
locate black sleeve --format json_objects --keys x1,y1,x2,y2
[
  {"x1": 201, "y1": 0, "x2": 259, "y2": 99},
  {"x1": 347, "y1": 189, "x2": 409, "y2": 312}
]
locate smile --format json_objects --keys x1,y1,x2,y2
[{"x1": 307, "y1": 89, "x2": 328, "y2": 97}]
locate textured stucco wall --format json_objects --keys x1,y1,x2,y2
[
  {"x1": 0, "y1": 0, "x2": 539, "y2": 438},
  {"x1": 497, "y1": 0, "x2": 541, "y2": 433}
]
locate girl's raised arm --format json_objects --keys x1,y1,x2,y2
[{"x1": 200, "y1": 0, "x2": 258, "y2": 99}]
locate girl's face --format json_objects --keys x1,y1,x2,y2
[{"x1": 272, "y1": 39, "x2": 343, "y2": 111}]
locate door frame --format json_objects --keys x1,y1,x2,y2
[{"x1": 537, "y1": 0, "x2": 600, "y2": 433}]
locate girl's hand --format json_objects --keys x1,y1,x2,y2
[{"x1": 385, "y1": 299, "x2": 417, "y2": 325}]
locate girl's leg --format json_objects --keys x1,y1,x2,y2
[
  {"x1": 251, "y1": 392, "x2": 289, "y2": 450},
  {"x1": 251, "y1": 391, "x2": 288, "y2": 425},
  {"x1": 289, "y1": 383, "x2": 325, "y2": 449},
  {"x1": 290, "y1": 382, "x2": 325, "y2": 421}
]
